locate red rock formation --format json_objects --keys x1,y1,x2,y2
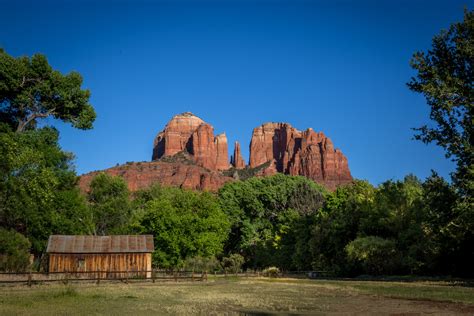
[
  {"x1": 81, "y1": 113, "x2": 352, "y2": 193},
  {"x1": 152, "y1": 112, "x2": 204, "y2": 160},
  {"x1": 79, "y1": 158, "x2": 233, "y2": 193},
  {"x1": 152, "y1": 112, "x2": 229, "y2": 171},
  {"x1": 249, "y1": 123, "x2": 352, "y2": 189},
  {"x1": 231, "y1": 141, "x2": 246, "y2": 169}
]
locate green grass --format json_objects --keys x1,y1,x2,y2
[{"x1": 0, "y1": 278, "x2": 472, "y2": 315}]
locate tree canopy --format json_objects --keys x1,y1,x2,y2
[
  {"x1": 407, "y1": 9, "x2": 473, "y2": 196},
  {"x1": 133, "y1": 185, "x2": 230, "y2": 268},
  {"x1": 0, "y1": 49, "x2": 96, "y2": 132}
]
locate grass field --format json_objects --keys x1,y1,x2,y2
[{"x1": 1, "y1": 277, "x2": 473, "y2": 315}]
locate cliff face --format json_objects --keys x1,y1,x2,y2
[
  {"x1": 79, "y1": 154, "x2": 233, "y2": 192},
  {"x1": 152, "y1": 112, "x2": 229, "y2": 171},
  {"x1": 249, "y1": 123, "x2": 352, "y2": 189},
  {"x1": 80, "y1": 112, "x2": 352, "y2": 192}
]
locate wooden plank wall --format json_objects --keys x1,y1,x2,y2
[{"x1": 49, "y1": 253, "x2": 152, "y2": 278}]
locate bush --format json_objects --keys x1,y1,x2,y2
[
  {"x1": 262, "y1": 266, "x2": 280, "y2": 278},
  {"x1": 345, "y1": 236, "x2": 398, "y2": 275},
  {"x1": 184, "y1": 256, "x2": 220, "y2": 272},
  {"x1": 0, "y1": 228, "x2": 31, "y2": 272},
  {"x1": 221, "y1": 254, "x2": 245, "y2": 274}
]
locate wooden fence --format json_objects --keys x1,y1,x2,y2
[{"x1": 0, "y1": 270, "x2": 330, "y2": 286}]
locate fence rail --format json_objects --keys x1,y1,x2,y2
[{"x1": 0, "y1": 270, "x2": 330, "y2": 286}]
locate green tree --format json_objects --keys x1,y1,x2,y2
[
  {"x1": 0, "y1": 49, "x2": 96, "y2": 132},
  {"x1": 0, "y1": 228, "x2": 31, "y2": 272},
  {"x1": 421, "y1": 172, "x2": 472, "y2": 276},
  {"x1": 408, "y1": 10, "x2": 474, "y2": 276},
  {"x1": 310, "y1": 180, "x2": 375, "y2": 275},
  {"x1": 87, "y1": 173, "x2": 131, "y2": 235},
  {"x1": 218, "y1": 174, "x2": 326, "y2": 269},
  {"x1": 134, "y1": 185, "x2": 230, "y2": 268},
  {"x1": 407, "y1": 9, "x2": 473, "y2": 196},
  {"x1": 0, "y1": 126, "x2": 92, "y2": 254}
]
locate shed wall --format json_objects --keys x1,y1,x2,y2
[{"x1": 49, "y1": 253, "x2": 152, "y2": 278}]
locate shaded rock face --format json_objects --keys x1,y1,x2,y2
[
  {"x1": 249, "y1": 123, "x2": 352, "y2": 189},
  {"x1": 152, "y1": 112, "x2": 229, "y2": 171},
  {"x1": 230, "y1": 141, "x2": 246, "y2": 169}
]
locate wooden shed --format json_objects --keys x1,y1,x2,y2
[{"x1": 46, "y1": 235, "x2": 154, "y2": 278}]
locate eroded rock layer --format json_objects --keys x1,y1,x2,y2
[{"x1": 79, "y1": 159, "x2": 232, "y2": 192}]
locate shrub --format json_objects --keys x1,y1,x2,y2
[
  {"x1": 262, "y1": 266, "x2": 280, "y2": 277},
  {"x1": 221, "y1": 254, "x2": 245, "y2": 274},
  {"x1": 345, "y1": 236, "x2": 398, "y2": 275},
  {"x1": 0, "y1": 228, "x2": 31, "y2": 272}
]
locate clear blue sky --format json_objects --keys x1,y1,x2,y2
[{"x1": 1, "y1": 0, "x2": 466, "y2": 185}]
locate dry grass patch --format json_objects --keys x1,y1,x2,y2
[{"x1": 0, "y1": 278, "x2": 473, "y2": 315}]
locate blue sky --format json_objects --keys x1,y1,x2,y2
[{"x1": 1, "y1": 0, "x2": 467, "y2": 185}]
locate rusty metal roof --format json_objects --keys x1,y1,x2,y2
[{"x1": 46, "y1": 235, "x2": 154, "y2": 253}]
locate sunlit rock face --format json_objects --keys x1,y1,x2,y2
[{"x1": 152, "y1": 112, "x2": 229, "y2": 171}]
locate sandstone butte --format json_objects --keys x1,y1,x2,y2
[{"x1": 79, "y1": 112, "x2": 352, "y2": 192}]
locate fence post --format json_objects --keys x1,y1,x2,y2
[
  {"x1": 27, "y1": 272, "x2": 32, "y2": 287},
  {"x1": 125, "y1": 268, "x2": 128, "y2": 284},
  {"x1": 97, "y1": 269, "x2": 101, "y2": 285},
  {"x1": 192, "y1": 271, "x2": 194, "y2": 282},
  {"x1": 174, "y1": 270, "x2": 177, "y2": 282},
  {"x1": 152, "y1": 269, "x2": 155, "y2": 283}
]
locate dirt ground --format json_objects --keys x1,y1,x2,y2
[{"x1": 0, "y1": 278, "x2": 473, "y2": 315}]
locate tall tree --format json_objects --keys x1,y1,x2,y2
[
  {"x1": 87, "y1": 173, "x2": 131, "y2": 236},
  {"x1": 407, "y1": 9, "x2": 473, "y2": 196},
  {"x1": 0, "y1": 49, "x2": 96, "y2": 132},
  {"x1": 0, "y1": 126, "x2": 92, "y2": 254},
  {"x1": 408, "y1": 9, "x2": 474, "y2": 277}
]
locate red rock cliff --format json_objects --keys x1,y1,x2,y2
[
  {"x1": 81, "y1": 113, "x2": 352, "y2": 193},
  {"x1": 152, "y1": 112, "x2": 229, "y2": 171},
  {"x1": 79, "y1": 157, "x2": 232, "y2": 193},
  {"x1": 249, "y1": 122, "x2": 352, "y2": 189}
]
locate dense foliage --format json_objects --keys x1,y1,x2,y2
[
  {"x1": 0, "y1": 49, "x2": 96, "y2": 132},
  {"x1": 408, "y1": 8, "x2": 473, "y2": 276},
  {"x1": 218, "y1": 174, "x2": 326, "y2": 270},
  {"x1": 87, "y1": 173, "x2": 131, "y2": 235},
  {"x1": 0, "y1": 228, "x2": 31, "y2": 272},
  {"x1": 132, "y1": 185, "x2": 230, "y2": 268},
  {"x1": 0, "y1": 125, "x2": 92, "y2": 255}
]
